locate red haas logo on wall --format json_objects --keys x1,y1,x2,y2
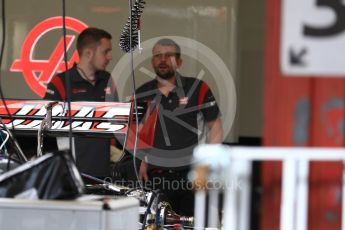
[{"x1": 10, "y1": 17, "x2": 88, "y2": 97}]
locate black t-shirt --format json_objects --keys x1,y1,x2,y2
[
  {"x1": 44, "y1": 64, "x2": 118, "y2": 177},
  {"x1": 135, "y1": 74, "x2": 220, "y2": 169}
]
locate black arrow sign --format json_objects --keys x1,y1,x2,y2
[{"x1": 289, "y1": 47, "x2": 308, "y2": 66}]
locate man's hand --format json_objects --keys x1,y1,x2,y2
[{"x1": 139, "y1": 160, "x2": 149, "y2": 182}]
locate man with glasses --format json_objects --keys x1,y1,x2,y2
[{"x1": 135, "y1": 38, "x2": 223, "y2": 216}]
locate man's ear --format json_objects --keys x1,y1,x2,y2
[
  {"x1": 83, "y1": 48, "x2": 93, "y2": 59},
  {"x1": 176, "y1": 58, "x2": 183, "y2": 68}
]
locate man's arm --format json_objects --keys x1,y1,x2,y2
[
  {"x1": 106, "y1": 78, "x2": 119, "y2": 102},
  {"x1": 44, "y1": 75, "x2": 64, "y2": 101},
  {"x1": 139, "y1": 160, "x2": 149, "y2": 182},
  {"x1": 197, "y1": 80, "x2": 223, "y2": 143},
  {"x1": 207, "y1": 117, "x2": 223, "y2": 144}
]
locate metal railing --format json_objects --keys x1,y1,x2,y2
[{"x1": 192, "y1": 145, "x2": 345, "y2": 230}]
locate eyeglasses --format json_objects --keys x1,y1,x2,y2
[{"x1": 152, "y1": 52, "x2": 177, "y2": 59}]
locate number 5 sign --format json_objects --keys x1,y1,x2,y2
[{"x1": 281, "y1": 0, "x2": 345, "y2": 76}]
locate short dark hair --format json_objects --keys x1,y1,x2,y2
[
  {"x1": 77, "y1": 27, "x2": 112, "y2": 55},
  {"x1": 152, "y1": 38, "x2": 181, "y2": 59}
]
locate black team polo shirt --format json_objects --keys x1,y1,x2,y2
[
  {"x1": 135, "y1": 74, "x2": 220, "y2": 170},
  {"x1": 44, "y1": 64, "x2": 118, "y2": 178}
]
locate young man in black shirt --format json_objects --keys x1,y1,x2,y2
[{"x1": 44, "y1": 28, "x2": 118, "y2": 180}]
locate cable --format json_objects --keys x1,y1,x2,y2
[
  {"x1": 0, "y1": 0, "x2": 27, "y2": 162},
  {"x1": 61, "y1": 0, "x2": 73, "y2": 157},
  {"x1": 81, "y1": 173, "x2": 129, "y2": 194},
  {"x1": 0, "y1": 129, "x2": 9, "y2": 152},
  {"x1": 119, "y1": 0, "x2": 146, "y2": 191},
  {"x1": 129, "y1": 0, "x2": 144, "y2": 193},
  {"x1": 0, "y1": 128, "x2": 7, "y2": 154},
  {"x1": 141, "y1": 190, "x2": 158, "y2": 230}
]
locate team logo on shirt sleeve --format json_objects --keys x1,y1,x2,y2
[
  {"x1": 104, "y1": 87, "x2": 112, "y2": 95},
  {"x1": 72, "y1": 88, "x2": 87, "y2": 94},
  {"x1": 179, "y1": 97, "x2": 189, "y2": 105}
]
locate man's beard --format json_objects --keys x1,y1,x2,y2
[{"x1": 154, "y1": 68, "x2": 175, "y2": 80}]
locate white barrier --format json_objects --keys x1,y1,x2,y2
[{"x1": 193, "y1": 145, "x2": 345, "y2": 230}]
